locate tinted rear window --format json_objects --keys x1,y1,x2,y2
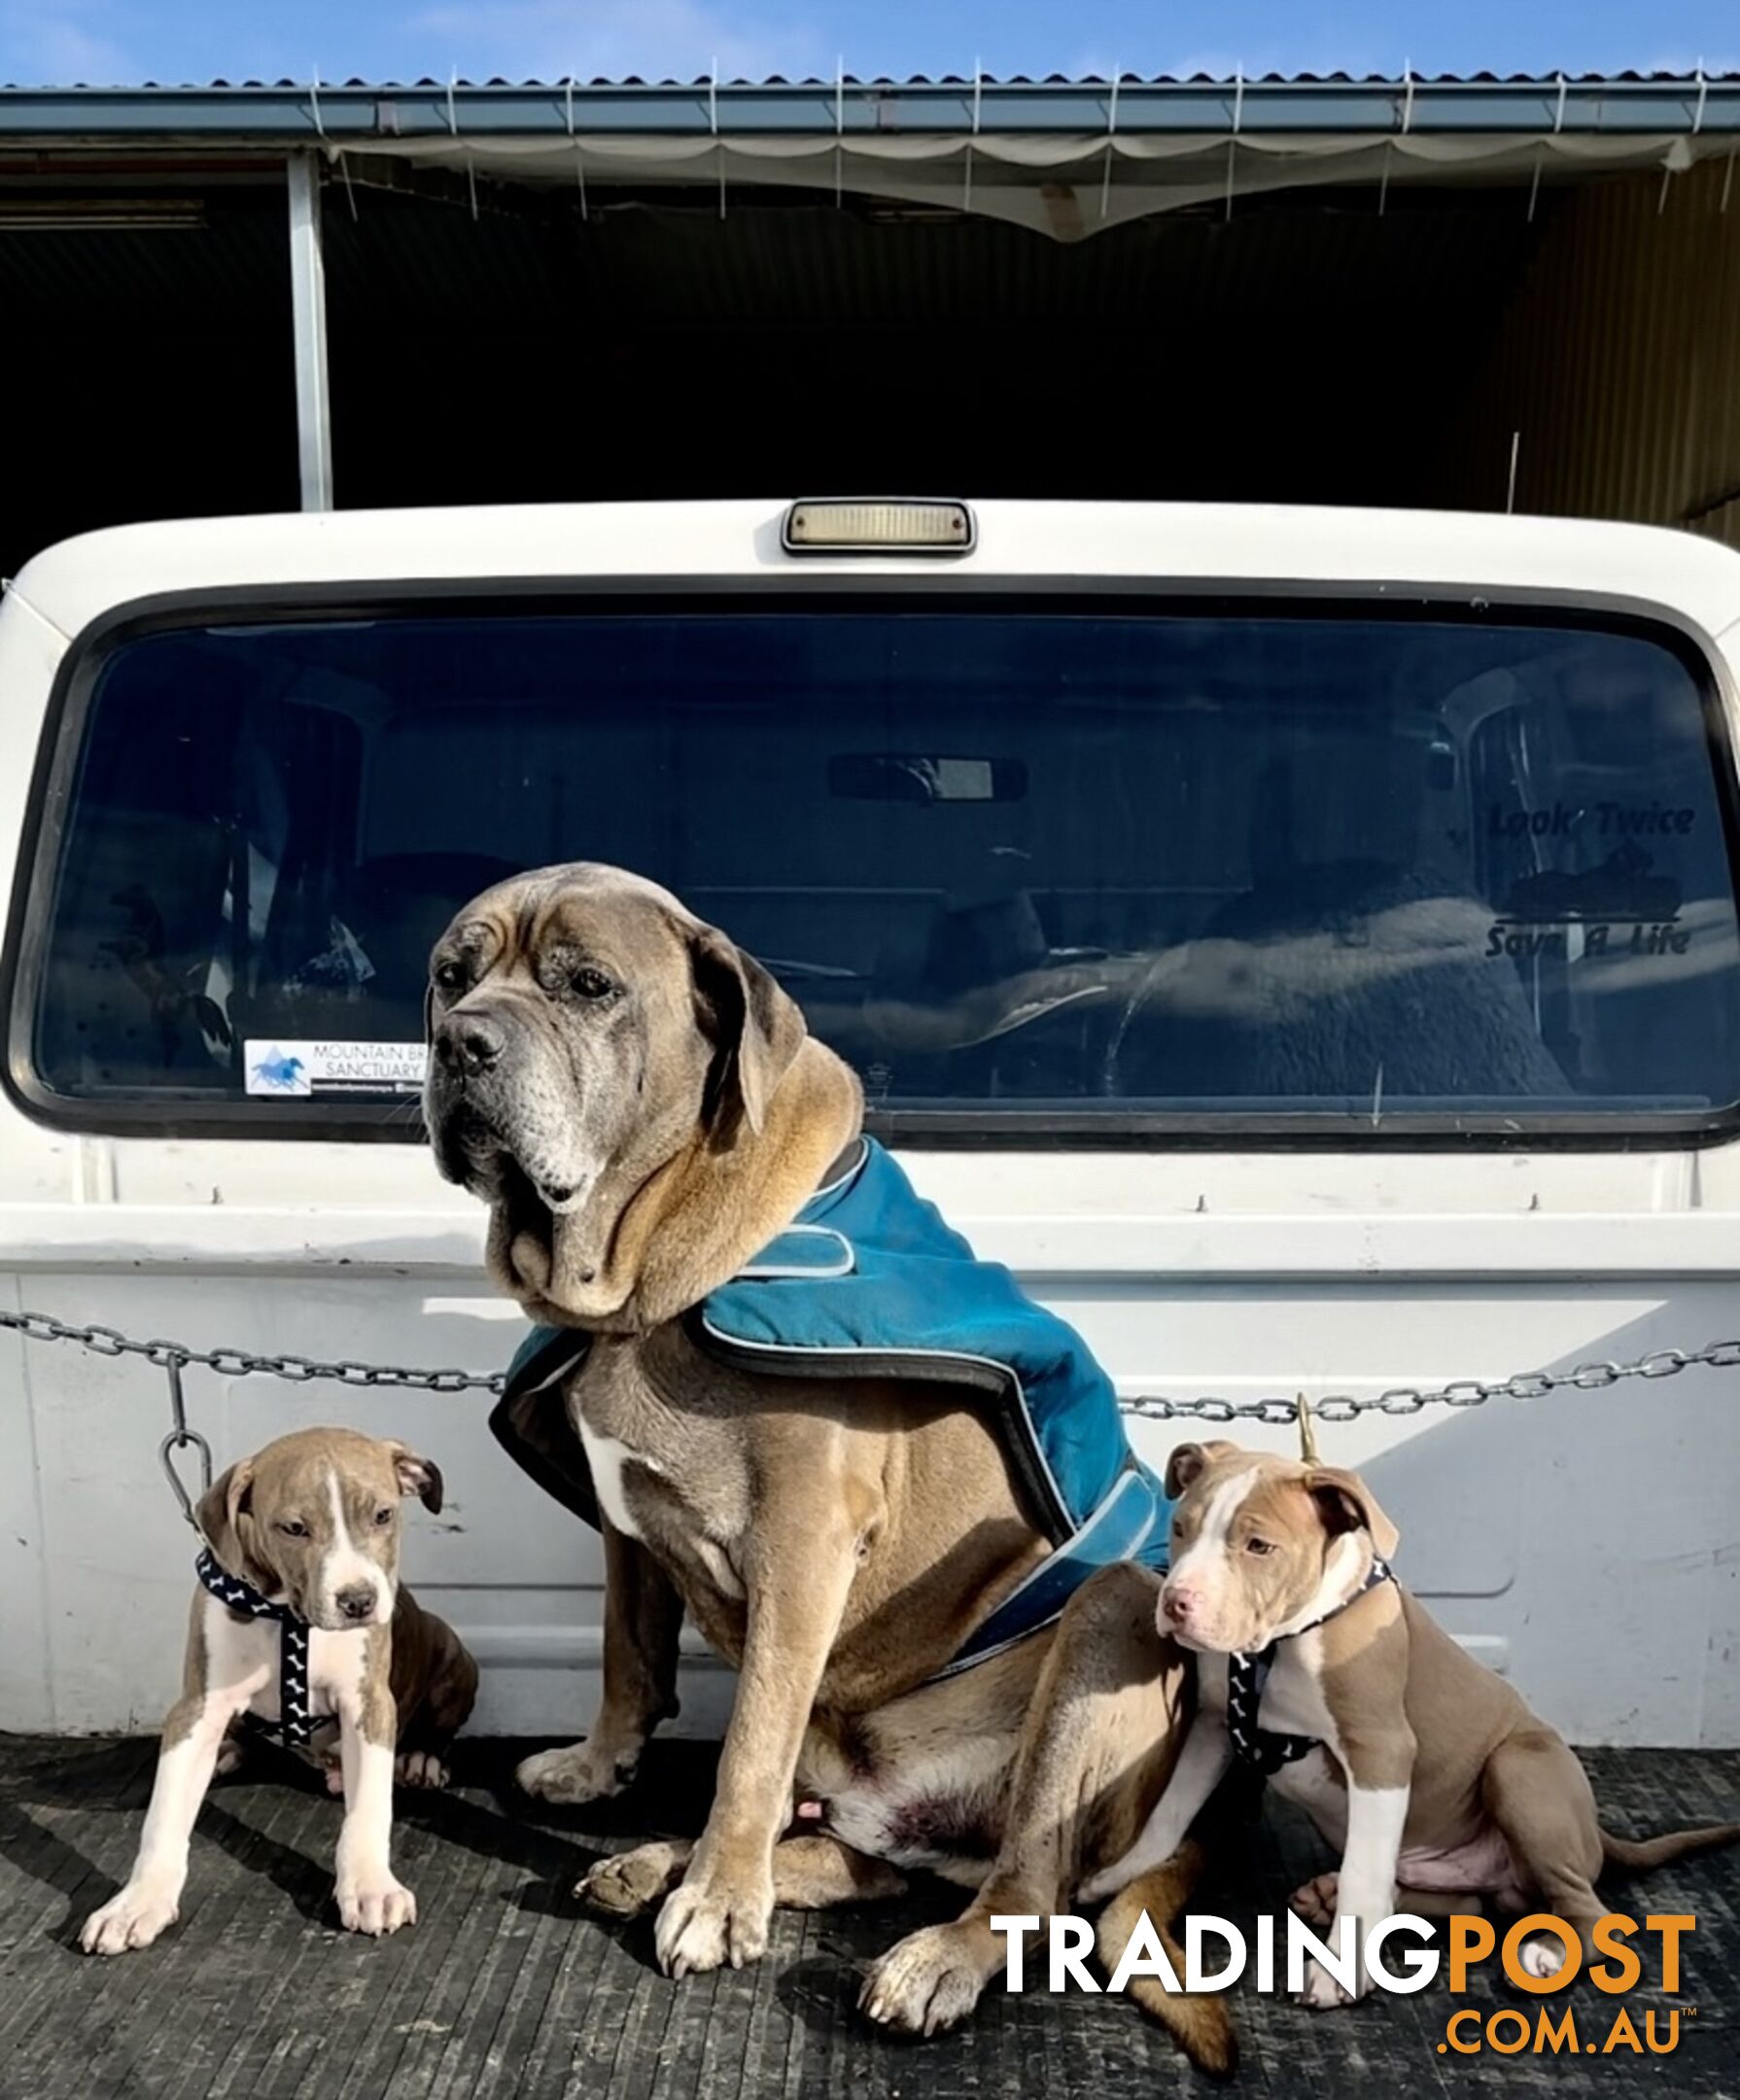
[{"x1": 21, "y1": 602, "x2": 1740, "y2": 1137}]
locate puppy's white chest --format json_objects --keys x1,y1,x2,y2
[
  {"x1": 1247, "y1": 1637, "x2": 1350, "y2": 1836},
  {"x1": 305, "y1": 1625, "x2": 373, "y2": 1711},
  {"x1": 198, "y1": 1597, "x2": 365, "y2": 1726},
  {"x1": 577, "y1": 1417, "x2": 663, "y2": 1540},
  {"x1": 1255, "y1": 1637, "x2": 1336, "y2": 1743}
]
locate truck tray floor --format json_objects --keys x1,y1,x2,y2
[{"x1": 2, "y1": 1735, "x2": 1734, "y2": 2098}]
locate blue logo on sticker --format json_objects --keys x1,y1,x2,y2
[{"x1": 250, "y1": 1049, "x2": 307, "y2": 1093}]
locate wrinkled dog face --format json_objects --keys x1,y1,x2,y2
[
  {"x1": 1158, "y1": 1442, "x2": 1399, "y2": 1654},
  {"x1": 197, "y1": 1427, "x2": 443, "y2": 1632},
  {"x1": 423, "y1": 862, "x2": 802, "y2": 1320}
]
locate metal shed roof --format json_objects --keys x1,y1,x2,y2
[
  {"x1": 4, "y1": 72, "x2": 1734, "y2": 242},
  {"x1": 4, "y1": 70, "x2": 1740, "y2": 137}
]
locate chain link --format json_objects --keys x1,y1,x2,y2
[
  {"x1": 0, "y1": 1307, "x2": 507, "y2": 1395},
  {"x1": 2, "y1": 1303, "x2": 1737, "y2": 1426},
  {"x1": 1117, "y1": 1337, "x2": 1740, "y2": 1424}
]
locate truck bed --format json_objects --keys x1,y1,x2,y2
[{"x1": 2, "y1": 1734, "x2": 1734, "y2": 2098}]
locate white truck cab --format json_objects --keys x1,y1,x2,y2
[{"x1": 2, "y1": 498, "x2": 1737, "y2": 1745}]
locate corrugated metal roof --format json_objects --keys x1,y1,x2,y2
[
  {"x1": 7, "y1": 71, "x2": 1740, "y2": 88},
  {"x1": 3, "y1": 71, "x2": 1740, "y2": 139}
]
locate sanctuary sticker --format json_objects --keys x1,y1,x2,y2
[{"x1": 244, "y1": 1040, "x2": 427, "y2": 1098}]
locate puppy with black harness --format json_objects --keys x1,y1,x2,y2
[
  {"x1": 82, "y1": 1426, "x2": 476, "y2": 1954},
  {"x1": 1083, "y1": 1438, "x2": 1740, "y2": 2010}
]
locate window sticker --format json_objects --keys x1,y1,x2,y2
[
  {"x1": 1484, "y1": 834, "x2": 1690, "y2": 964},
  {"x1": 244, "y1": 1040, "x2": 426, "y2": 1099}
]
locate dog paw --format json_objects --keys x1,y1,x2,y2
[
  {"x1": 516, "y1": 1740, "x2": 636, "y2": 1806},
  {"x1": 1290, "y1": 1872, "x2": 1340, "y2": 1929},
  {"x1": 577, "y1": 1840, "x2": 693, "y2": 1917},
  {"x1": 335, "y1": 1872, "x2": 417, "y2": 1937},
  {"x1": 860, "y1": 1923, "x2": 994, "y2": 2036},
  {"x1": 395, "y1": 1750, "x2": 450, "y2": 1790},
  {"x1": 1078, "y1": 1861, "x2": 1130, "y2": 1906},
  {"x1": 654, "y1": 1871, "x2": 772, "y2": 1978},
  {"x1": 1518, "y1": 1933, "x2": 1572, "y2": 1982},
  {"x1": 80, "y1": 1881, "x2": 180, "y2": 1955},
  {"x1": 1296, "y1": 1955, "x2": 1359, "y2": 2011},
  {"x1": 212, "y1": 1736, "x2": 247, "y2": 1782}
]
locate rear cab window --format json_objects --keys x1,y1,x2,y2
[{"x1": 13, "y1": 595, "x2": 1740, "y2": 1142}]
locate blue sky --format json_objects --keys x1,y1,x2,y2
[{"x1": 2, "y1": 1, "x2": 1737, "y2": 91}]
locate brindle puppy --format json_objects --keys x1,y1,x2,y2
[
  {"x1": 426, "y1": 863, "x2": 1232, "y2": 2069},
  {"x1": 82, "y1": 1427, "x2": 475, "y2": 1953}
]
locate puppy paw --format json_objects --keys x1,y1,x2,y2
[
  {"x1": 1290, "y1": 1872, "x2": 1340, "y2": 1929},
  {"x1": 80, "y1": 1880, "x2": 180, "y2": 1955},
  {"x1": 1296, "y1": 1954, "x2": 1360, "y2": 2011},
  {"x1": 860, "y1": 1922, "x2": 996, "y2": 2036},
  {"x1": 335, "y1": 1872, "x2": 417, "y2": 1937},
  {"x1": 577, "y1": 1840, "x2": 693, "y2": 1917},
  {"x1": 395, "y1": 1750, "x2": 451, "y2": 1790},
  {"x1": 516, "y1": 1740, "x2": 636, "y2": 1806},
  {"x1": 1518, "y1": 1933, "x2": 1572, "y2": 1983},
  {"x1": 212, "y1": 1736, "x2": 247, "y2": 1782},
  {"x1": 1079, "y1": 1856, "x2": 1139, "y2": 1906},
  {"x1": 654, "y1": 1870, "x2": 772, "y2": 1978}
]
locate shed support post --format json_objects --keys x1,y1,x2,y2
[{"x1": 286, "y1": 152, "x2": 333, "y2": 511}]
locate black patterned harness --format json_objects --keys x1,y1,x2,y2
[
  {"x1": 1225, "y1": 1557, "x2": 1394, "y2": 1774},
  {"x1": 193, "y1": 1547, "x2": 315, "y2": 1748}
]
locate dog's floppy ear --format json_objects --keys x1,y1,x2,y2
[
  {"x1": 1163, "y1": 1439, "x2": 1239, "y2": 1498},
  {"x1": 689, "y1": 921, "x2": 807, "y2": 1138},
  {"x1": 1305, "y1": 1465, "x2": 1400, "y2": 1559},
  {"x1": 387, "y1": 1443, "x2": 444, "y2": 1514},
  {"x1": 1165, "y1": 1444, "x2": 1209, "y2": 1498},
  {"x1": 195, "y1": 1459, "x2": 258, "y2": 1568}
]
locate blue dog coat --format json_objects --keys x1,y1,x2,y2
[{"x1": 491, "y1": 1138, "x2": 1171, "y2": 1674}]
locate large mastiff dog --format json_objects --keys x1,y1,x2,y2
[{"x1": 425, "y1": 862, "x2": 1227, "y2": 2067}]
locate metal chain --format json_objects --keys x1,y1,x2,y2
[
  {"x1": 4, "y1": 1303, "x2": 1738, "y2": 1440},
  {"x1": 1117, "y1": 1339, "x2": 1740, "y2": 1425},
  {"x1": 0, "y1": 1308, "x2": 508, "y2": 1524},
  {"x1": 4, "y1": 1305, "x2": 1738, "y2": 1421},
  {"x1": 0, "y1": 1307, "x2": 506, "y2": 1394}
]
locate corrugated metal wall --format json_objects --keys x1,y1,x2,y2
[
  {"x1": 7, "y1": 157, "x2": 1738, "y2": 565},
  {"x1": 1447, "y1": 156, "x2": 1740, "y2": 546}
]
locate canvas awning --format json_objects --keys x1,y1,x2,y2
[{"x1": 361, "y1": 126, "x2": 1723, "y2": 239}]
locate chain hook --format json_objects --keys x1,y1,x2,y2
[
  {"x1": 157, "y1": 1352, "x2": 212, "y2": 1529},
  {"x1": 1295, "y1": 1393, "x2": 1320, "y2": 1465}
]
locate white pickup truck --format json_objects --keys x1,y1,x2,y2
[{"x1": 1, "y1": 498, "x2": 1736, "y2": 1746}]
